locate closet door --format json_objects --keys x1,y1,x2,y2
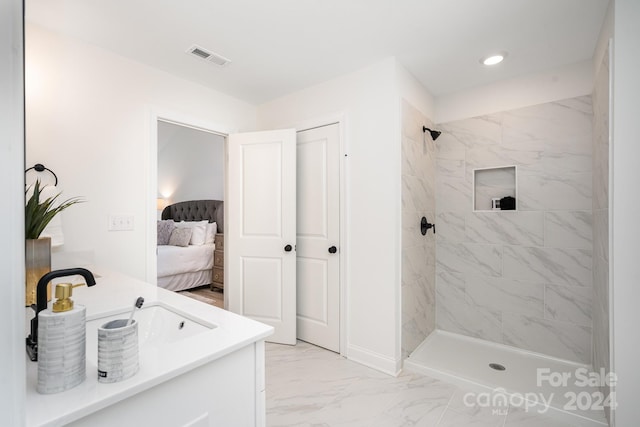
[
  {"x1": 296, "y1": 123, "x2": 340, "y2": 352},
  {"x1": 227, "y1": 129, "x2": 297, "y2": 345}
]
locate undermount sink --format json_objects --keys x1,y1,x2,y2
[{"x1": 85, "y1": 303, "x2": 216, "y2": 360}]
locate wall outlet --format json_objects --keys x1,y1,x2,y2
[{"x1": 108, "y1": 215, "x2": 134, "y2": 231}]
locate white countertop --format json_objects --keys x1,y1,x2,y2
[{"x1": 25, "y1": 270, "x2": 273, "y2": 427}]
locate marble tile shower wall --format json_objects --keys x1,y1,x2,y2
[
  {"x1": 435, "y1": 95, "x2": 594, "y2": 364},
  {"x1": 401, "y1": 100, "x2": 436, "y2": 358},
  {"x1": 592, "y1": 46, "x2": 610, "y2": 410}
]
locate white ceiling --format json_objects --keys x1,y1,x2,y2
[{"x1": 26, "y1": 0, "x2": 609, "y2": 105}]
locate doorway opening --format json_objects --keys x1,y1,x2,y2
[{"x1": 147, "y1": 111, "x2": 230, "y2": 310}]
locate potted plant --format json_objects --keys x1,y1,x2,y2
[{"x1": 25, "y1": 180, "x2": 83, "y2": 306}]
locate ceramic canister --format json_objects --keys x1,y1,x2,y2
[{"x1": 97, "y1": 319, "x2": 139, "y2": 383}]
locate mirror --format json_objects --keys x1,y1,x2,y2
[{"x1": 24, "y1": 7, "x2": 252, "y2": 282}]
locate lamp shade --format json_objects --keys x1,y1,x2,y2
[{"x1": 156, "y1": 198, "x2": 169, "y2": 211}]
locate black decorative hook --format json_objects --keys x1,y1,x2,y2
[{"x1": 25, "y1": 163, "x2": 58, "y2": 186}]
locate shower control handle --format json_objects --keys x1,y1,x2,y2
[{"x1": 421, "y1": 217, "x2": 435, "y2": 235}]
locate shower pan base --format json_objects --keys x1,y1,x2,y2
[{"x1": 405, "y1": 330, "x2": 608, "y2": 426}]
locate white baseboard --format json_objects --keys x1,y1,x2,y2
[{"x1": 347, "y1": 344, "x2": 401, "y2": 377}]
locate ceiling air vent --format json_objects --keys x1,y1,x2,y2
[{"x1": 186, "y1": 45, "x2": 231, "y2": 67}]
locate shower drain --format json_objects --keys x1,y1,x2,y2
[{"x1": 489, "y1": 363, "x2": 506, "y2": 371}]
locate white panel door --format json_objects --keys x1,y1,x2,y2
[
  {"x1": 296, "y1": 124, "x2": 340, "y2": 352},
  {"x1": 227, "y1": 129, "x2": 297, "y2": 345}
]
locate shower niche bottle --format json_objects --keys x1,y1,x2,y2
[{"x1": 37, "y1": 283, "x2": 87, "y2": 394}]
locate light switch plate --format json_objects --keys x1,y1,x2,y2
[{"x1": 108, "y1": 215, "x2": 134, "y2": 231}]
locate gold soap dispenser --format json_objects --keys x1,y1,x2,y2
[{"x1": 37, "y1": 283, "x2": 87, "y2": 394}]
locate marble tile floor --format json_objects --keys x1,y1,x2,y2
[{"x1": 266, "y1": 340, "x2": 597, "y2": 427}]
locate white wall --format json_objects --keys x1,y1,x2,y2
[
  {"x1": 591, "y1": 2, "x2": 613, "y2": 422},
  {"x1": 396, "y1": 62, "x2": 438, "y2": 359},
  {"x1": 157, "y1": 121, "x2": 225, "y2": 204},
  {"x1": 25, "y1": 24, "x2": 256, "y2": 281},
  {"x1": 435, "y1": 60, "x2": 594, "y2": 124},
  {"x1": 396, "y1": 62, "x2": 435, "y2": 120},
  {"x1": 593, "y1": 1, "x2": 614, "y2": 76},
  {"x1": 611, "y1": 0, "x2": 640, "y2": 425},
  {"x1": 258, "y1": 57, "x2": 402, "y2": 374},
  {"x1": 400, "y1": 100, "x2": 437, "y2": 359},
  {"x1": 0, "y1": 1, "x2": 26, "y2": 424}
]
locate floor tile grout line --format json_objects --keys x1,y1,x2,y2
[{"x1": 434, "y1": 387, "x2": 459, "y2": 426}]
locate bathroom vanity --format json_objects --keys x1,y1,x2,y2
[{"x1": 25, "y1": 270, "x2": 273, "y2": 426}]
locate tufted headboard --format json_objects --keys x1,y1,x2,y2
[{"x1": 161, "y1": 200, "x2": 224, "y2": 233}]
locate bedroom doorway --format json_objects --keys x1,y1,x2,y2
[
  {"x1": 156, "y1": 120, "x2": 226, "y2": 305},
  {"x1": 148, "y1": 111, "x2": 230, "y2": 295}
]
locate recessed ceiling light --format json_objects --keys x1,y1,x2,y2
[{"x1": 481, "y1": 52, "x2": 507, "y2": 66}]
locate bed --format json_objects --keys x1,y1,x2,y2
[{"x1": 157, "y1": 200, "x2": 224, "y2": 292}]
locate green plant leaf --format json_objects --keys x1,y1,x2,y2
[{"x1": 25, "y1": 180, "x2": 84, "y2": 239}]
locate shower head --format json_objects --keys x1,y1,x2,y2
[{"x1": 422, "y1": 126, "x2": 442, "y2": 141}]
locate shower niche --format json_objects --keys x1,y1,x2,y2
[{"x1": 473, "y1": 166, "x2": 517, "y2": 211}]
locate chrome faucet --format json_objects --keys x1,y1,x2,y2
[{"x1": 26, "y1": 268, "x2": 97, "y2": 361}]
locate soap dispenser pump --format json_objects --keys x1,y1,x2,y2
[
  {"x1": 37, "y1": 282, "x2": 88, "y2": 394},
  {"x1": 52, "y1": 282, "x2": 80, "y2": 312}
]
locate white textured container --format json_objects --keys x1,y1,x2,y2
[
  {"x1": 37, "y1": 305, "x2": 86, "y2": 394},
  {"x1": 97, "y1": 319, "x2": 139, "y2": 383}
]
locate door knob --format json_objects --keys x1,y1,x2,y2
[
  {"x1": 284, "y1": 244, "x2": 293, "y2": 252},
  {"x1": 328, "y1": 246, "x2": 337, "y2": 254}
]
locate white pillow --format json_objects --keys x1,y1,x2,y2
[
  {"x1": 204, "y1": 222, "x2": 217, "y2": 244},
  {"x1": 168, "y1": 227, "x2": 192, "y2": 247},
  {"x1": 175, "y1": 220, "x2": 208, "y2": 245}
]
